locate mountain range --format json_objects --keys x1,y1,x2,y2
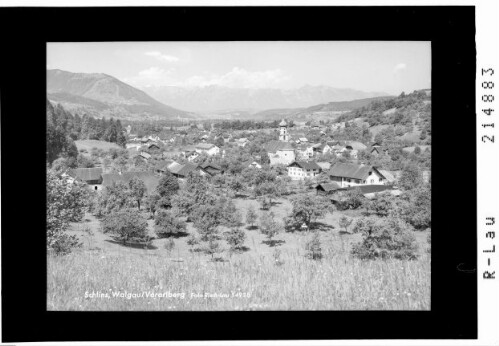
[
  {"x1": 47, "y1": 69, "x2": 393, "y2": 121},
  {"x1": 141, "y1": 85, "x2": 391, "y2": 113},
  {"x1": 47, "y1": 69, "x2": 195, "y2": 120}
]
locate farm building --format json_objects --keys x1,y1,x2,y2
[
  {"x1": 315, "y1": 182, "x2": 342, "y2": 195},
  {"x1": 199, "y1": 162, "x2": 223, "y2": 176},
  {"x1": 195, "y1": 143, "x2": 220, "y2": 156},
  {"x1": 287, "y1": 161, "x2": 322, "y2": 180},
  {"x1": 169, "y1": 162, "x2": 200, "y2": 179},
  {"x1": 154, "y1": 160, "x2": 177, "y2": 175},
  {"x1": 329, "y1": 162, "x2": 387, "y2": 188},
  {"x1": 266, "y1": 140, "x2": 296, "y2": 165},
  {"x1": 68, "y1": 167, "x2": 103, "y2": 191}
]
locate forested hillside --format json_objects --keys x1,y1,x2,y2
[
  {"x1": 336, "y1": 90, "x2": 431, "y2": 142},
  {"x1": 47, "y1": 100, "x2": 127, "y2": 165}
]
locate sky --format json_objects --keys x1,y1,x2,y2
[{"x1": 47, "y1": 41, "x2": 431, "y2": 95}]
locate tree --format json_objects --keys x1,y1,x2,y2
[
  {"x1": 351, "y1": 216, "x2": 419, "y2": 260},
  {"x1": 101, "y1": 209, "x2": 149, "y2": 246},
  {"x1": 246, "y1": 206, "x2": 258, "y2": 228},
  {"x1": 156, "y1": 171, "x2": 179, "y2": 198},
  {"x1": 341, "y1": 188, "x2": 364, "y2": 209},
  {"x1": 154, "y1": 209, "x2": 187, "y2": 238},
  {"x1": 128, "y1": 176, "x2": 147, "y2": 210},
  {"x1": 259, "y1": 211, "x2": 283, "y2": 246},
  {"x1": 289, "y1": 194, "x2": 332, "y2": 230},
  {"x1": 95, "y1": 181, "x2": 134, "y2": 216},
  {"x1": 363, "y1": 192, "x2": 395, "y2": 217},
  {"x1": 224, "y1": 228, "x2": 247, "y2": 252},
  {"x1": 305, "y1": 232, "x2": 323, "y2": 260},
  {"x1": 397, "y1": 185, "x2": 431, "y2": 230},
  {"x1": 228, "y1": 176, "x2": 245, "y2": 196},
  {"x1": 338, "y1": 215, "x2": 353, "y2": 234},
  {"x1": 47, "y1": 170, "x2": 88, "y2": 254},
  {"x1": 399, "y1": 162, "x2": 423, "y2": 190}
]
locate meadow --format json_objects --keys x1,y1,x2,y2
[
  {"x1": 47, "y1": 197, "x2": 431, "y2": 311},
  {"x1": 74, "y1": 139, "x2": 122, "y2": 154}
]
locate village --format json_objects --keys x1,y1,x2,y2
[
  {"x1": 46, "y1": 42, "x2": 432, "y2": 312},
  {"x1": 67, "y1": 118, "x2": 429, "y2": 203}
]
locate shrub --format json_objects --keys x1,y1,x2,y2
[
  {"x1": 259, "y1": 211, "x2": 283, "y2": 246},
  {"x1": 363, "y1": 192, "x2": 395, "y2": 217},
  {"x1": 338, "y1": 215, "x2": 353, "y2": 233},
  {"x1": 246, "y1": 206, "x2": 258, "y2": 228},
  {"x1": 154, "y1": 209, "x2": 187, "y2": 238},
  {"x1": 341, "y1": 188, "x2": 364, "y2": 209},
  {"x1": 289, "y1": 194, "x2": 332, "y2": 230},
  {"x1": 224, "y1": 228, "x2": 247, "y2": 252},
  {"x1": 47, "y1": 170, "x2": 88, "y2": 255},
  {"x1": 101, "y1": 209, "x2": 149, "y2": 245},
  {"x1": 351, "y1": 216, "x2": 418, "y2": 260},
  {"x1": 305, "y1": 232, "x2": 323, "y2": 260},
  {"x1": 164, "y1": 238, "x2": 175, "y2": 254}
]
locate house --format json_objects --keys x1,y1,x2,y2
[
  {"x1": 266, "y1": 140, "x2": 296, "y2": 165},
  {"x1": 371, "y1": 146, "x2": 389, "y2": 157},
  {"x1": 68, "y1": 167, "x2": 103, "y2": 191},
  {"x1": 199, "y1": 162, "x2": 223, "y2": 176},
  {"x1": 195, "y1": 143, "x2": 220, "y2": 156},
  {"x1": 148, "y1": 143, "x2": 161, "y2": 150},
  {"x1": 139, "y1": 152, "x2": 151, "y2": 160},
  {"x1": 236, "y1": 138, "x2": 249, "y2": 147},
  {"x1": 316, "y1": 162, "x2": 331, "y2": 171},
  {"x1": 126, "y1": 142, "x2": 142, "y2": 150},
  {"x1": 378, "y1": 169, "x2": 397, "y2": 184},
  {"x1": 329, "y1": 162, "x2": 387, "y2": 188},
  {"x1": 102, "y1": 171, "x2": 159, "y2": 195},
  {"x1": 312, "y1": 143, "x2": 331, "y2": 155},
  {"x1": 169, "y1": 162, "x2": 200, "y2": 179},
  {"x1": 345, "y1": 141, "x2": 367, "y2": 151},
  {"x1": 297, "y1": 143, "x2": 315, "y2": 159},
  {"x1": 200, "y1": 134, "x2": 209, "y2": 143},
  {"x1": 315, "y1": 182, "x2": 343, "y2": 195},
  {"x1": 247, "y1": 161, "x2": 262, "y2": 169},
  {"x1": 185, "y1": 151, "x2": 200, "y2": 162},
  {"x1": 287, "y1": 161, "x2": 322, "y2": 180},
  {"x1": 155, "y1": 160, "x2": 177, "y2": 175}
]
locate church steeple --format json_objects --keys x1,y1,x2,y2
[{"x1": 279, "y1": 119, "x2": 289, "y2": 141}]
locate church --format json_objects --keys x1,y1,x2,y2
[{"x1": 266, "y1": 119, "x2": 296, "y2": 165}]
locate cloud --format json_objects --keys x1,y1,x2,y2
[
  {"x1": 184, "y1": 67, "x2": 291, "y2": 88},
  {"x1": 393, "y1": 63, "x2": 407, "y2": 73},
  {"x1": 124, "y1": 66, "x2": 175, "y2": 87},
  {"x1": 145, "y1": 51, "x2": 179, "y2": 63}
]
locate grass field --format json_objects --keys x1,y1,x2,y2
[
  {"x1": 75, "y1": 140, "x2": 122, "y2": 154},
  {"x1": 47, "y1": 197, "x2": 431, "y2": 311}
]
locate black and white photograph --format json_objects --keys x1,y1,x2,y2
[{"x1": 46, "y1": 41, "x2": 432, "y2": 311}]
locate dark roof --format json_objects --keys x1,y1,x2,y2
[
  {"x1": 155, "y1": 160, "x2": 174, "y2": 171},
  {"x1": 345, "y1": 184, "x2": 391, "y2": 195},
  {"x1": 266, "y1": 140, "x2": 294, "y2": 153},
  {"x1": 102, "y1": 171, "x2": 159, "y2": 194},
  {"x1": 329, "y1": 163, "x2": 373, "y2": 180},
  {"x1": 172, "y1": 163, "x2": 199, "y2": 177},
  {"x1": 69, "y1": 168, "x2": 103, "y2": 182},
  {"x1": 288, "y1": 161, "x2": 322, "y2": 170},
  {"x1": 199, "y1": 162, "x2": 222, "y2": 171},
  {"x1": 316, "y1": 182, "x2": 342, "y2": 192}
]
